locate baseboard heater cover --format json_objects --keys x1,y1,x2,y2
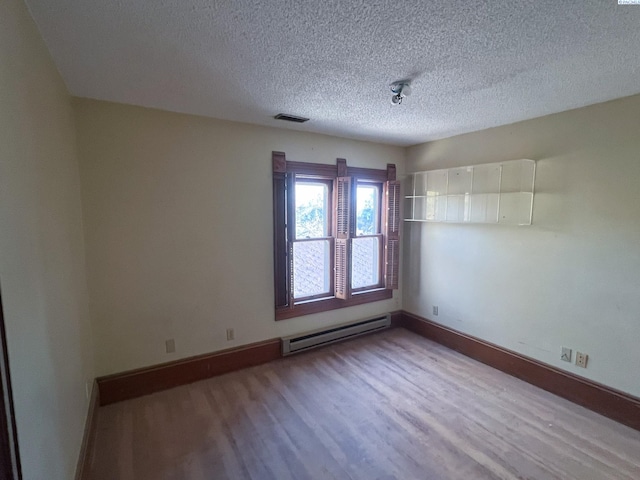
[{"x1": 281, "y1": 314, "x2": 391, "y2": 355}]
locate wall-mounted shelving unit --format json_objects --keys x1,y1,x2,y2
[{"x1": 405, "y1": 159, "x2": 536, "y2": 225}]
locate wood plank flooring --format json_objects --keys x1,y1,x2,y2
[{"x1": 88, "y1": 329, "x2": 640, "y2": 479}]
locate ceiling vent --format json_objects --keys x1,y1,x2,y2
[{"x1": 274, "y1": 113, "x2": 310, "y2": 123}]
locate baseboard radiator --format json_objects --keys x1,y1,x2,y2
[{"x1": 281, "y1": 314, "x2": 391, "y2": 356}]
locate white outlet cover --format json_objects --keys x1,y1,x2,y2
[{"x1": 576, "y1": 352, "x2": 588, "y2": 368}]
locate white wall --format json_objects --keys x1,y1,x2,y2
[
  {"x1": 404, "y1": 94, "x2": 640, "y2": 397},
  {"x1": 0, "y1": 0, "x2": 95, "y2": 478},
  {"x1": 74, "y1": 99, "x2": 404, "y2": 377}
]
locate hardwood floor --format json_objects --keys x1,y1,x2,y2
[{"x1": 88, "y1": 329, "x2": 640, "y2": 479}]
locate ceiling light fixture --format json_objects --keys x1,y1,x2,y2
[{"x1": 390, "y1": 81, "x2": 412, "y2": 105}]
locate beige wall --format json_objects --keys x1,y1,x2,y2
[
  {"x1": 404, "y1": 94, "x2": 640, "y2": 397},
  {"x1": 74, "y1": 99, "x2": 404, "y2": 376},
  {"x1": 0, "y1": 0, "x2": 95, "y2": 478}
]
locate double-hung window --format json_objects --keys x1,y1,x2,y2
[
  {"x1": 273, "y1": 152, "x2": 400, "y2": 320},
  {"x1": 292, "y1": 179, "x2": 333, "y2": 300},
  {"x1": 352, "y1": 181, "x2": 383, "y2": 291}
]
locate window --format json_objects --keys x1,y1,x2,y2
[
  {"x1": 293, "y1": 180, "x2": 332, "y2": 300},
  {"x1": 352, "y1": 182, "x2": 382, "y2": 291},
  {"x1": 273, "y1": 152, "x2": 400, "y2": 320}
]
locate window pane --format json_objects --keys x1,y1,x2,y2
[
  {"x1": 351, "y1": 236, "x2": 380, "y2": 289},
  {"x1": 293, "y1": 240, "x2": 331, "y2": 298},
  {"x1": 295, "y1": 182, "x2": 328, "y2": 239},
  {"x1": 356, "y1": 185, "x2": 379, "y2": 235}
]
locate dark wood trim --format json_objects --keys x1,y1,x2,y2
[
  {"x1": 337, "y1": 158, "x2": 347, "y2": 177},
  {"x1": 282, "y1": 160, "x2": 389, "y2": 182},
  {"x1": 0, "y1": 289, "x2": 21, "y2": 480},
  {"x1": 348, "y1": 166, "x2": 388, "y2": 182},
  {"x1": 276, "y1": 154, "x2": 383, "y2": 184},
  {"x1": 273, "y1": 169, "x2": 288, "y2": 308},
  {"x1": 386, "y1": 163, "x2": 396, "y2": 181},
  {"x1": 75, "y1": 381, "x2": 99, "y2": 480},
  {"x1": 97, "y1": 339, "x2": 281, "y2": 405},
  {"x1": 401, "y1": 311, "x2": 640, "y2": 432},
  {"x1": 286, "y1": 160, "x2": 337, "y2": 177},
  {"x1": 275, "y1": 289, "x2": 393, "y2": 321},
  {"x1": 389, "y1": 310, "x2": 403, "y2": 328},
  {"x1": 272, "y1": 151, "x2": 287, "y2": 173}
]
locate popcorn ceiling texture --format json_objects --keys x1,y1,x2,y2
[{"x1": 24, "y1": 0, "x2": 640, "y2": 145}]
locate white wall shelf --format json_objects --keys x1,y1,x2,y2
[{"x1": 404, "y1": 159, "x2": 536, "y2": 225}]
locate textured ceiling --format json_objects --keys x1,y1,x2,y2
[{"x1": 24, "y1": 0, "x2": 640, "y2": 146}]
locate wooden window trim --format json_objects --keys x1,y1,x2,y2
[
  {"x1": 275, "y1": 289, "x2": 393, "y2": 320},
  {"x1": 284, "y1": 160, "x2": 389, "y2": 182},
  {"x1": 272, "y1": 152, "x2": 289, "y2": 308},
  {"x1": 273, "y1": 152, "x2": 398, "y2": 321}
]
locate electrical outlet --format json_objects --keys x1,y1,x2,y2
[
  {"x1": 575, "y1": 351, "x2": 588, "y2": 368},
  {"x1": 561, "y1": 347, "x2": 572, "y2": 362},
  {"x1": 433, "y1": 305, "x2": 439, "y2": 316},
  {"x1": 226, "y1": 328, "x2": 234, "y2": 341},
  {"x1": 165, "y1": 339, "x2": 175, "y2": 353}
]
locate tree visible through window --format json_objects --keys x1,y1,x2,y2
[{"x1": 356, "y1": 185, "x2": 378, "y2": 235}]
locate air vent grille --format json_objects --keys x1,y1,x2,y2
[{"x1": 274, "y1": 113, "x2": 310, "y2": 123}]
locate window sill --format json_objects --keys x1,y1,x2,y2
[{"x1": 275, "y1": 289, "x2": 393, "y2": 321}]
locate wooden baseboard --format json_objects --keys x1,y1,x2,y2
[
  {"x1": 97, "y1": 338, "x2": 281, "y2": 405},
  {"x1": 97, "y1": 312, "x2": 401, "y2": 405},
  {"x1": 400, "y1": 311, "x2": 640, "y2": 431},
  {"x1": 75, "y1": 381, "x2": 100, "y2": 480},
  {"x1": 389, "y1": 310, "x2": 403, "y2": 328}
]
